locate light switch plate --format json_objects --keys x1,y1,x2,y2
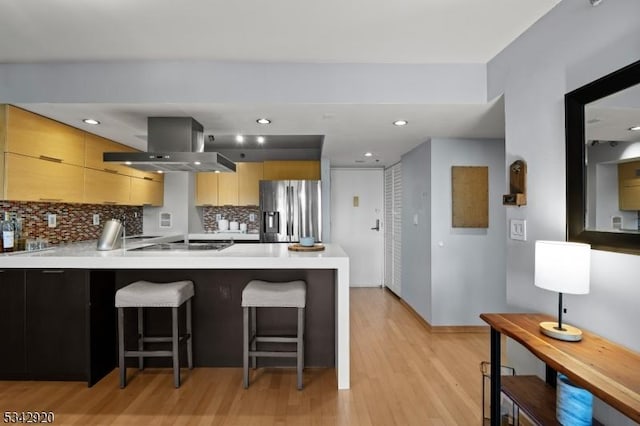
[
  {"x1": 249, "y1": 213, "x2": 256, "y2": 222},
  {"x1": 510, "y1": 219, "x2": 526, "y2": 241},
  {"x1": 93, "y1": 214, "x2": 100, "y2": 225},
  {"x1": 47, "y1": 214, "x2": 57, "y2": 228}
]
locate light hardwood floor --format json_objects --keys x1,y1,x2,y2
[{"x1": 0, "y1": 288, "x2": 490, "y2": 425}]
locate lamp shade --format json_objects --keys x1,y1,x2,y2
[{"x1": 534, "y1": 240, "x2": 590, "y2": 294}]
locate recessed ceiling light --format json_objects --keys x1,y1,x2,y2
[
  {"x1": 629, "y1": 125, "x2": 640, "y2": 131},
  {"x1": 256, "y1": 136, "x2": 265, "y2": 144},
  {"x1": 393, "y1": 120, "x2": 408, "y2": 126},
  {"x1": 257, "y1": 118, "x2": 271, "y2": 124},
  {"x1": 364, "y1": 152, "x2": 373, "y2": 157},
  {"x1": 125, "y1": 161, "x2": 132, "y2": 165},
  {"x1": 194, "y1": 161, "x2": 201, "y2": 166},
  {"x1": 83, "y1": 118, "x2": 100, "y2": 125},
  {"x1": 157, "y1": 170, "x2": 164, "y2": 174},
  {"x1": 235, "y1": 134, "x2": 245, "y2": 143},
  {"x1": 214, "y1": 170, "x2": 221, "y2": 174}
]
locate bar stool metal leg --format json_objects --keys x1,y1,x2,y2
[
  {"x1": 172, "y1": 307, "x2": 180, "y2": 388},
  {"x1": 297, "y1": 307, "x2": 304, "y2": 390},
  {"x1": 250, "y1": 306, "x2": 257, "y2": 369},
  {"x1": 137, "y1": 307, "x2": 144, "y2": 371},
  {"x1": 243, "y1": 306, "x2": 249, "y2": 389},
  {"x1": 118, "y1": 307, "x2": 126, "y2": 388},
  {"x1": 186, "y1": 299, "x2": 193, "y2": 369}
]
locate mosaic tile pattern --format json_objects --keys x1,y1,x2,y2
[
  {"x1": 202, "y1": 206, "x2": 260, "y2": 233},
  {"x1": 0, "y1": 201, "x2": 142, "y2": 245}
]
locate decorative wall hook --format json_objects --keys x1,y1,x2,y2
[{"x1": 503, "y1": 160, "x2": 527, "y2": 206}]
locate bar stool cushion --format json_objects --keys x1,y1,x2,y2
[
  {"x1": 242, "y1": 280, "x2": 306, "y2": 308},
  {"x1": 115, "y1": 280, "x2": 194, "y2": 308}
]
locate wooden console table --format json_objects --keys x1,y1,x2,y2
[{"x1": 480, "y1": 313, "x2": 640, "y2": 425}]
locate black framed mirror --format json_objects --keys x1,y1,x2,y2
[{"x1": 566, "y1": 58, "x2": 640, "y2": 254}]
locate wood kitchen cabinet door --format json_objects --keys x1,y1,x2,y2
[
  {"x1": 0, "y1": 270, "x2": 27, "y2": 379},
  {"x1": 130, "y1": 176, "x2": 164, "y2": 206},
  {"x1": 196, "y1": 172, "x2": 219, "y2": 205},
  {"x1": 5, "y1": 153, "x2": 84, "y2": 203},
  {"x1": 218, "y1": 171, "x2": 239, "y2": 205},
  {"x1": 83, "y1": 168, "x2": 131, "y2": 205},
  {"x1": 85, "y1": 133, "x2": 135, "y2": 175},
  {"x1": 85, "y1": 133, "x2": 162, "y2": 182},
  {"x1": 238, "y1": 162, "x2": 263, "y2": 206},
  {"x1": 4, "y1": 105, "x2": 86, "y2": 166},
  {"x1": 263, "y1": 161, "x2": 320, "y2": 180}
]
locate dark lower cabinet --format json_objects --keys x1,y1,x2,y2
[
  {"x1": 0, "y1": 269, "x2": 116, "y2": 386},
  {"x1": 0, "y1": 269, "x2": 26, "y2": 379},
  {"x1": 26, "y1": 269, "x2": 88, "y2": 381}
]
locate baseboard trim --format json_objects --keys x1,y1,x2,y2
[{"x1": 395, "y1": 294, "x2": 489, "y2": 334}]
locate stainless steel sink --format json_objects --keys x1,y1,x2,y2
[{"x1": 127, "y1": 242, "x2": 233, "y2": 252}]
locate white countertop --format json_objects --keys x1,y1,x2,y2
[{"x1": 0, "y1": 238, "x2": 348, "y2": 270}]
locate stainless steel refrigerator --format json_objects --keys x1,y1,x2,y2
[{"x1": 259, "y1": 180, "x2": 321, "y2": 243}]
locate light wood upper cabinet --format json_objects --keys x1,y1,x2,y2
[
  {"x1": 263, "y1": 161, "x2": 320, "y2": 180},
  {"x1": 5, "y1": 153, "x2": 84, "y2": 203},
  {"x1": 85, "y1": 133, "x2": 136, "y2": 175},
  {"x1": 218, "y1": 171, "x2": 239, "y2": 206},
  {"x1": 238, "y1": 162, "x2": 263, "y2": 206},
  {"x1": 618, "y1": 161, "x2": 640, "y2": 211},
  {"x1": 195, "y1": 172, "x2": 219, "y2": 206},
  {"x1": 130, "y1": 177, "x2": 163, "y2": 206},
  {"x1": 83, "y1": 168, "x2": 131, "y2": 205},
  {"x1": 4, "y1": 106, "x2": 85, "y2": 166},
  {"x1": 84, "y1": 133, "x2": 162, "y2": 182},
  {"x1": 196, "y1": 162, "x2": 263, "y2": 206}
]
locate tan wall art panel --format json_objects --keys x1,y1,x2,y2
[{"x1": 451, "y1": 166, "x2": 488, "y2": 228}]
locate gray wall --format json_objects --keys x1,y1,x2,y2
[
  {"x1": 430, "y1": 138, "x2": 506, "y2": 326},
  {"x1": 487, "y1": 0, "x2": 640, "y2": 423},
  {"x1": 401, "y1": 142, "x2": 432, "y2": 321},
  {"x1": 400, "y1": 138, "x2": 507, "y2": 326}
]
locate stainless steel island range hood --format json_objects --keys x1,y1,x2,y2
[{"x1": 103, "y1": 117, "x2": 236, "y2": 173}]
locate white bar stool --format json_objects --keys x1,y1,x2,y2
[
  {"x1": 115, "y1": 280, "x2": 194, "y2": 388},
  {"x1": 242, "y1": 279, "x2": 306, "y2": 390}
]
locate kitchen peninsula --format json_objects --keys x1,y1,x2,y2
[{"x1": 0, "y1": 239, "x2": 350, "y2": 390}]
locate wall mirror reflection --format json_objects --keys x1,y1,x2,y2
[
  {"x1": 566, "y1": 58, "x2": 640, "y2": 254},
  {"x1": 585, "y1": 83, "x2": 640, "y2": 233}
]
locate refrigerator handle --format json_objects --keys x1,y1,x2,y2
[{"x1": 287, "y1": 185, "x2": 294, "y2": 236}]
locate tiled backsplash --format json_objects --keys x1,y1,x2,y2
[
  {"x1": 0, "y1": 201, "x2": 142, "y2": 245},
  {"x1": 202, "y1": 206, "x2": 260, "y2": 233}
]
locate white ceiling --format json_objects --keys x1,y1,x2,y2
[{"x1": 1, "y1": 0, "x2": 562, "y2": 167}]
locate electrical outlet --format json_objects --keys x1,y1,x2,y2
[
  {"x1": 216, "y1": 214, "x2": 222, "y2": 221},
  {"x1": 93, "y1": 214, "x2": 100, "y2": 225},
  {"x1": 47, "y1": 214, "x2": 57, "y2": 228},
  {"x1": 249, "y1": 213, "x2": 256, "y2": 222}
]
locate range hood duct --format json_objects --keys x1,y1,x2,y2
[{"x1": 103, "y1": 117, "x2": 236, "y2": 173}]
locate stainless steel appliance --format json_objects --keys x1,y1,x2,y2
[
  {"x1": 260, "y1": 180, "x2": 321, "y2": 243},
  {"x1": 103, "y1": 117, "x2": 236, "y2": 173}
]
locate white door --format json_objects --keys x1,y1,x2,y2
[{"x1": 331, "y1": 168, "x2": 384, "y2": 287}]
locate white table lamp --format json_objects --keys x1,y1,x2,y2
[{"x1": 534, "y1": 240, "x2": 590, "y2": 342}]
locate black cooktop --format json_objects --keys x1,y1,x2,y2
[{"x1": 128, "y1": 242, "x2": 233, "y2": 251}]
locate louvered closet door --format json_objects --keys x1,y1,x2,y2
[
  {"x1": 384, "y1": 163, "x2": 402, "y2": 296},
  {"x1": 384, "y1": 168, "x2": 393, "y2": 290}
]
